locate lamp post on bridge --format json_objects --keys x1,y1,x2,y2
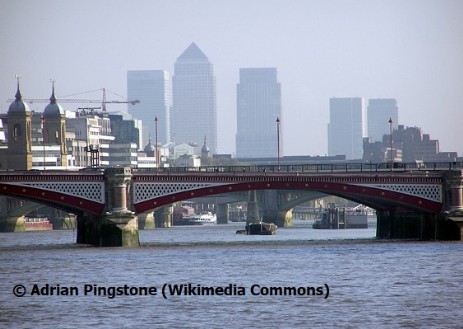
[
  {"x1": 155, "y1": 116, "x2": 158, "y2": 170},
  {"x1": 41, "y1": 114, "x2": 46, "y2": 170},
  {"x1": 389, "y1": 117, "x2": 393, "y2": 171},
  {"x1": 276, "y1": 116, "x2": 280, "y2": 172}
]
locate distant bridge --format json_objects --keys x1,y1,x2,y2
[{"x1": 0, "y1": 162, "x2": 462, "y2": 246}]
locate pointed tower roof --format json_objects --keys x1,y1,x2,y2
[
  {"x1": 44, "y1": 79, "x2": 64, "y2": 117},
  {"x1": 144, "y1": 135, "x2": 155, "y2": 155},
  {"x1": 177, "y1": 42, "x2": 208, "y2": 62},
  {"x1": 201, "y1": 136, "x2": 210, "y2": 157},
  {"x1": 8, "y1": 75, "x2": 30, "y2": 114}
]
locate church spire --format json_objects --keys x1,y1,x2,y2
[
  {"x1": 14, "y1": 74, "x2": 22, "y2": 102},
  {"x1": 49, "y1": 78, "x2": 56, "y2": 104}
]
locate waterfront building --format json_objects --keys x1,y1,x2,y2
[
  {"x1": 362, "y1": 125, "x2": 458, "y2": 163},
  {"x1": 140, "y1": 137, "x2": 170, "y2": 168},
  {"x1": 171, "y1": 42, "x2": 217, "y2": 154},
  {"x1": 6, "y1": 80, "x2": 32, "y2": 170},
  {"x1": 42, "y1": 84, "x2": 68, "y2": 167},
  {"x1": 127, "y1": 70, "x2": 171, "y2": 148},
  {"x1": 236, "y1": 68, "x2": 282, "y2": 158},
  {"x1": 108, "y1": 112, "x2": 141, "y2": 147},
  {"x1": 174, "y1": 153, "x2": 201, "y2": 167},
  {"x1": 174, "y1": 142, "x2": 199, "y2": 159},
  {"x1": 108, "y1": 143, "x2": 138, "y2": 167},
  {"x1": 328, "y1": 97, "x2": 366, "y2": 160},
  {"x1": 66, "y1": 112, "x2": 115, "y2": 167},
  {"x1": 367, "y1": 98, "x2": 398, "y2": 142}
]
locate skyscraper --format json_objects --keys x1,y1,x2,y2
[
  {"x1": 127, "y1": 70, "x2": 171, "y2": 149},
  {"x1": 328, "y1": 97, "x2": 366, "y2": 160},
  {"x1": 236, "y1": 68, "x2": 281, "y2": 158},
  {"x1": 171, "y1": 43, "x2": 217, "y2": 154},
  {"x1": 367, "y1": 98, "x2": 398, "y2": 142}
]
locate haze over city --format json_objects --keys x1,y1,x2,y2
[{"x1": 1, "y1": 0, "x2": 462, "y2": 156}]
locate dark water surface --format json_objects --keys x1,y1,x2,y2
[{"x1": 0, "y1": 220, "x2": 461, "y2": 328}]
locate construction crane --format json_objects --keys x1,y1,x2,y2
[{"x1": 7, "y1": 88, "x2": 140, "y2": 112}]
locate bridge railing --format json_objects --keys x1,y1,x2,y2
[{"x1": 134, "y1": 161, "x2": 462, "y2": 174}]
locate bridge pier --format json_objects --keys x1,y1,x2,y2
[
  {"x1": 76, "y1": 167, "x2": 140, "y2": 247},
  {"x1": 259, "y1": 190, "x2": 293, "y2": 227},
  {"x1": 216, "y1": 203, "x2": 229, "y2": 224},
  {"x1": 0, "y1": 216, "x2": 26, "y2": 232},
  {"x1": 100, "y1": 213, "x2": 139, "y2": 247},
  {"x1": 262, "y1": 209, "x2": 293, "y2": 228},
  {"x1": 443, "y1": 169, "x2": 463, "y2": 240},
  {"x1": 138, "y1": 212, "x2": 155, "y2": 230},
  {"x1": 51, "y1": 215, "x2": 76, "y2": 230},
  {"x1": 376, "y1": 209, "x2": 462, "y2": 240},
  {"x1": 76, "y1": 212, "x2": 140, "y2": 247},
  {"x1": 154, "y1": 205, "x2": 173, "y2": 228},
  {"x1": 0, "y1": 197, "x2": 27, "y2": 232},
  {"x1": 246, "y1": 191, "x2": 260, "y2": 225}
]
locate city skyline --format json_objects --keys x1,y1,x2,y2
[
  {"x1": 236, "y1": 68, "x2": 282, "y2": 158},
  {"x1": 367, "y1": 99, "x2": 399, "y2": 143},
  {"x1": 171, "y1": 43, "x2": 217, "y2": 154},
  {"x1": 1, "y1": 0, "x2": 462, "y2": 156},
  {"x1": 328, "y1": 97, "x2": 366, "y2": 160},
  {"x1": 127, "y1": 70, "x2": 171, "y2": 147}
]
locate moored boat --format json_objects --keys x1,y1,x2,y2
[
  {"x1": 24, "y1": 217, "x2": 53, "y2": 231},
  {"x1": 186, "y1": 211, "x2": 217, "y2": 225},
  {"x1": 245, "y1": 222, "x2": 277, "y2": 235}
]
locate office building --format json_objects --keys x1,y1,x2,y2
[
  {"x1": 363, "y1": 125, "x2": 458, "y2": 163},
  {"x1": 328, "y1": 97, "x2": 366, "y2": 160},
  {"x1": 171, "y1": 43, "x2": 217, "y2": 154},
  {"x1": 127, "y1": 70, "x2": 171, "y2": 149},
  {"x1": 236, "y1": 68, "x2": 281, "y2": 158},
  {"x1": 367, "y1": 98, "x2": 398, "y2": 142},
  {"x1": 108, "y1": 112, "x2": 141, "y2": 147}
]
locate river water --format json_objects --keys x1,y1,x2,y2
[{"x1": 0, "y1": 220, "x2": 462, "y2": 328}]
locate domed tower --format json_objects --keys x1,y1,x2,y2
[
  {"x1": 7, "y1": 76, "x2": 32, "y2": 170},
  {"x1": 201, "y1": 136, "x2": 210, "y2": 159},
  {"x1": 43, "y1": 80, "x2": 67, "y2": 166},
  {"x1": 143, "y1": 136, "x2": 155, "y2": 157}
]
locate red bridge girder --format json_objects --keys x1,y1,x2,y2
[
  {"x1": 132, "y1": 172, "x2": 444, "y2": 214},
  {"x1": 0, "y1": 171, "x2": 105, "y2": 215}
]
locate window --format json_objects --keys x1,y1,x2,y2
[{"x1": 13, "y1": 123, "x2": 22, "y2": 142}]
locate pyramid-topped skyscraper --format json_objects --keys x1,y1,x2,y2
[{"x1": 171, "y1": 43, "x2": 217, "y2": 154}]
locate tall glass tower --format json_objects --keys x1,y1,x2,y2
[
  {"x1": 236, "y1": 68, "x2": 281, "y2": 158},
  {"x1": 171, "y1": 43, "x2": 217, "y2": 154},
  {"x1": 367, "y1": 98, "x2": 398, "y2": 142},
  {"x1": 328, "y1": 97, "x2": 366, "y2": 160},
  {"x1": 127, "y1": 70, "x2": 171, "y2": 149}
]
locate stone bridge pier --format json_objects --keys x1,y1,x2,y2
[
  {"x1": 76, "y1": 167, "x2": 139, "y2": 247},
  {"x1": 259, "y1": 190, "x2": 292, "y2": 227},
  {"x1": 216, "y1": 203, "x2": 229, "y2": 224},
  {"x1": 444, "y1": 170, "x2": 463, "y2": 239},
  {"x1": 376, "y1": 170, "x2": 463, "y2": 240},
  {"x1": 0, "y1": 197, "x2": 27, "y2": 232},
  {"x1": 154, "y1": 205, "x2": 173, "y2": 228}
]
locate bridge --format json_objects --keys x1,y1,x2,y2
[{"x1": 1, "y1": 162, "x2": 462, "y2": 246}]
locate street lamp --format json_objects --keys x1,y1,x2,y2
[
  {"x1": 154, "y1": 116, "x2": 158, "y2": 169},
  {"x1": 276, "y1": 116, "x2": 280, "y2": 172},
  {"x1": 42, "y1": 114, "x2": 46, "y2": 170},
  {"x1": 389, "y1": 117, "x2": 393, "y2": 171}
]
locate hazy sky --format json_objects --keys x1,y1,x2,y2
[{"x1": 1, "y1": 0, "x2": 462, "y2": 156}]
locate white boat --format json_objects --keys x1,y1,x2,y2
[{"x1": 186, "y1": 211, "x2": 217, "y2": 225}]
